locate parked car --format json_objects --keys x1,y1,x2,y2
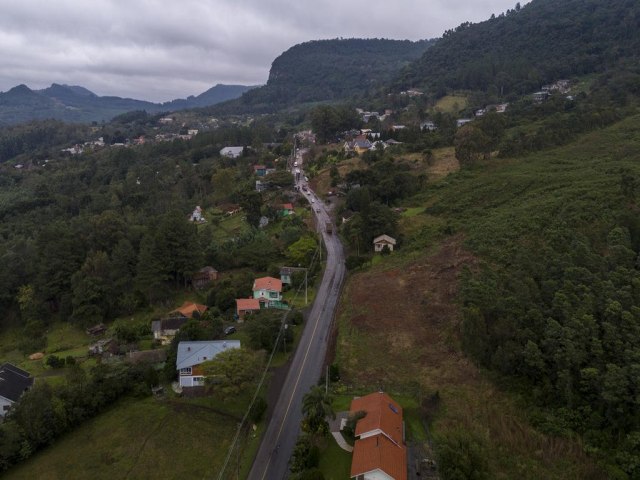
[{"x1": 224, "y1": 326, "x2": 236, "y2": 336}]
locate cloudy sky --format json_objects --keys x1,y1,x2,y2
[{"x1": 0, "y1": 0, "x2": 529, "y2": 102}]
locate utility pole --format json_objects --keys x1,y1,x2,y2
[{"x1": 281, "y1": 266, "x2": 309, "y2": 305}]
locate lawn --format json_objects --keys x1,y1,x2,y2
[
  {"x1": 5, "y1": 396, "x2": 240, "y2": 480},
  {"x1": 433, "y1": 95, "x2": 468, "y2": 113},
  {"x1": 318, "y1": 439, "x2": 352, "y2": 480}
]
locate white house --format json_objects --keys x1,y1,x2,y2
[
  {"x1": 176, "y1": 341, "x2": 241, "y2": 388},
  {"x1": 220, "y1": 146, "x2": 244, "y2": 158},
  {"x1": 0, "y1": 363, "x2": 34, "y2": 417},
  {"x1": 373, "y1": 234, "x2": 397, "y2": 253}
]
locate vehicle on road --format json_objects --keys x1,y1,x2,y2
[
  {"x1": 224, "y1": 326, "x2": 236, "y2": 336},
  {"x1": 315, "y1": 208, "x2": 320, "y2": 213},
  {"x1": 311, "y1": 198, "x2": 315, "y2": 203},
  {"x1": 325, "y1": 222, "x2": 333, "y2": 234}
]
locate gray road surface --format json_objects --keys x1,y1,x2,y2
[{"x1": 246, "y1": 151, "x2": 346, "y2": 480}]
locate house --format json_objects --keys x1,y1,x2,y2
[
  {"x1": 236, "y1": 298, "x2": 261, "y2": 321},
  {"x1": 86, "y1": 323, "x2": 107, "y2": 336},
  {"x1": 349, "y1": 392, "x2": 407, "y2": 480},
  {"x1": 192, "y1": 266, "x2": 219, "y2": 289},
  {"x1": 189, "y1": 205, "x2": 205, "y2": 223},
  {"x1": 253, "y1": 165, "x2": 267, "y2": 176},
  {"x1": 345, "y1": 137, "x2": 373, "y2": 155},
  {"x1": 456, "y1": 118, "x2": 473, "y2": 128},
  {"x1": 373, "y1": 234, "x2": 397, "y2": 253},
  {"x1": 152, "y1": 317, "x2": 189, "y2": 344},
  {"x1": 256, "y1": 180, "x2": 267, "y2": 192},
  {"x1": 420, "y1": 121, "x2": 437, "y2": 132},
  {"x1": 220, "y1": 146, "x2": 244, "y2": 158},
  {"x1": 0, "y1": 363, "x2": 34, "y2": 417},
  {"x1": 495, "y1": 103, "x2": 509, "y2": 113},
  {"x1": 351, "y1": 434, "x2": 407, "y2": 480},
  {"x1": 88, "y1": 338, "x2": 119, "y2": 356},
  {"x1": 253, "y1": 276, "x2": 284, "y2": 307},
  {"x1": 282, "y1": 203, "x2": 295, "y2": 217},
  {"x1": 384, "y1": 139, "x2": 403, "y2": 147},
  {"x1": 176, "y1": 340, "x2": 241, "y2": 387},
  {"x1": 532, "y1": 91, "x2": 550, "y2": 102},
  {"x1": 170, "y1": 301, "x2": 208, "y2": 319},
  {"x1": 280, "y1": 267, "x2": 293, "y2": 285}
]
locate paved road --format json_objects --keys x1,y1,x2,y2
[{"x1": 246, "y1": 150, "x2": 346, "y2": 480}]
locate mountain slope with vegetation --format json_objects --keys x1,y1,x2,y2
[
  {"x1": 216, "y1": 38, "x2": 434, "y2": 113},
  {"x1": 395, "y1": 0, "x2": 640, "y2": 97}
]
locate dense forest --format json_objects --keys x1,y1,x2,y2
[
  {"x1": 395, "y1": 0, "x2": 640, "y2": 98},
  {"x1": 0, "y1": 119, "x2": 314, "y2": 350}
]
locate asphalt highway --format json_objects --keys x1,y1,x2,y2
[{"x1": 246, "y1": 152, "x2": 346, "y2": 480}]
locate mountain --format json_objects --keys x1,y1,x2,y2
[
  {"x1": 214, "y1": 38, "x2": 435, "y2": 113},
  {"x1": 394, "y1": 0, "x2": 640, "y2": 96},
  {"x1": 162, "y1": 84, "x2": 256, "y2": 110},
  {"x1": 0, "y1": 83, "x2": 255, "y2": 125}
]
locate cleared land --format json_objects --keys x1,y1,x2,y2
[
  {"x1": 433, "y1": 94, "x2": 468, "y2": 113},
  {"x1": 5, "y1": 397, "x2": 240, "y2": 480}
]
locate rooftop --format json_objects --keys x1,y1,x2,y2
[
  {"x1": 253, "y1": 276, "x2": 282, "y2": 293},
  {"x1": 350, "y1": 391, "x2": 403, "y2": 445},
  {"x1": 176, "y1": 341, "x2": 241, "y2": 370},
  {"x1": 350, "y1": 434, "x2": 407, "y2": 480},
  {"x1": 0, "y1": 363, "x2": 34, "y2": 403}
]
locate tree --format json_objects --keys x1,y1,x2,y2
[
  {"x1": 454, "y1": 125, "x2": 491, "y2": 166},
  {"x1": 238, "y1": 189, "x2": 263, "y2": 228},
  {"x1": 301, "y1": 386, "x2": 334, "y2": 434},
  {"x1": 202, "y1": 348, "x2": 265, "y2": 397},
  {"x1": 71, "y1": 250, "x2": 114, "y2": 324},
  {"x1": 135, "y1": 233, "x2": 169, "y2": 304},
  {"x1": 287, "y1": 236, "x2": 317, "y2": 266}
]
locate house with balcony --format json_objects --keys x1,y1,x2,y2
[{"x1": 253, "y1": 276, "x2": 288, "y2": 309}]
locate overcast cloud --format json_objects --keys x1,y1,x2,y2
[{"x1": 0, "y1": 0, "x2": 529, "y2": 102}]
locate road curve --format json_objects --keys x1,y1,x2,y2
[{"x1": 246, "y1": 162, "x2": 346, "y2": 479}]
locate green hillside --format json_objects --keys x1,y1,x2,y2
[
  {"x1": 395, "y1": 0, "x2": 640, "y2": 96},
  {"x1": 215, "y1": 38, "x2": 434, "y2": 113},
  {"x1": 405, "y1": 115, "x2": 640, "y2": 477}
]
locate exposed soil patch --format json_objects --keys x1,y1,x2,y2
[{"x1": 339, "y1": 235, "x2": 477, "y2": 389}]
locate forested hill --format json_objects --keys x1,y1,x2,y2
[
  {"x1": 394, "y1": 0, "x2": 640, "y2": 96},
  {"x1": 0, "y1": 83, "x2": 254, "y2": 126},
  {"x1": 219, "y1": 38, "x2": 434, "y2": 112}
]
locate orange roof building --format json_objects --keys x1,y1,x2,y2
[
  {"x1": 236, "y1": 298, "x2": 261, "y2": 321},
  {"x1": 253, "y1": 276, "x2": 282, "y2": 293},
  {"x1": 350, "y1": 392, "x2": 404, "y2": 445},
  {"x1": 171, "y1": 301, "x2": 208, "y2": 319},
  {"x1": 349, "y1": 392, "x2": 407, "y2": 480},
  {"x1": 350, "y1": 434, "x2": 407, "y2": 480}
]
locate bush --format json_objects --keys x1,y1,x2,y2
[
  {"x1": 249, "y1": 397, "x2": 268, "y2": 423},
  {"x1": 45, "y1": 355, "x2": 65, "y2": 369},
  {"x1": 436, "y1": 431, "x2": 490, "y2": 480},
  {"x1": 65, "y1": 356, "x2": 76, "y2": 366}
]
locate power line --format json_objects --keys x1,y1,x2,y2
[{"x1": 216, "y1": 245, "x2": 322, "y2": 480}]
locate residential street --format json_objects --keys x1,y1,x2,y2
[{"x1": 246, "y1": 151, "x2": 346, "y2": 480}]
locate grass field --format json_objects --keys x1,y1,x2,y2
[
  {"x1": 5, "y1": 396, "x2": 240, "y2": 480},
  {"x1": 433, "y1": 95, "x2": 468, "y2": 113}
]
